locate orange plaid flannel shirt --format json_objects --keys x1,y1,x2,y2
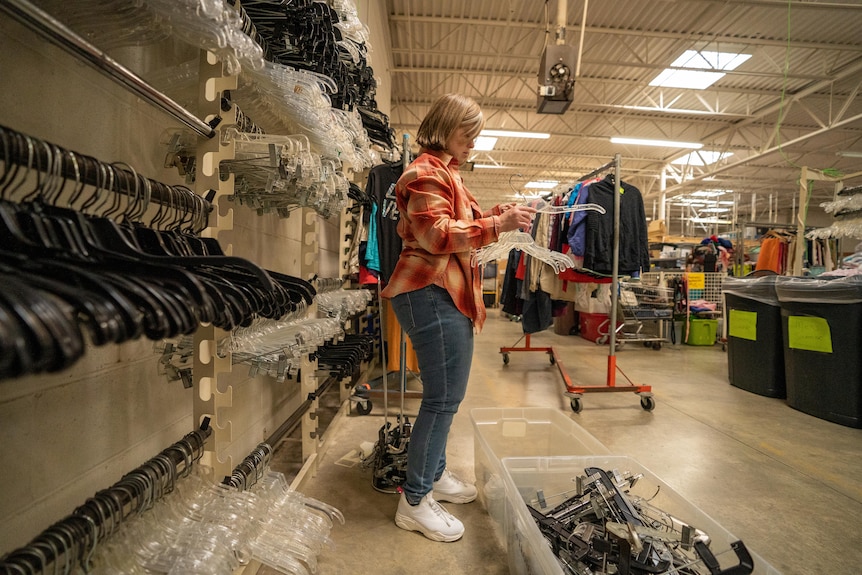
[{"x1": 381, "y1": 151, "x2": 503, "y2": 331}]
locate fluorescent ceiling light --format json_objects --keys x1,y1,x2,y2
[
  {"x1": 473, "y1": 163, "x2": 507, "y2": 169},
  {"x1": 524, "y1": 180, "x2": 559, "y2": 189},
  {"x1": 480, "y1": 130, "x2": 550, "y2": 139},
  {"x1": 473, "y1": 136, "x2": 497, "y2": 151},
  {"x1": 701, "y1": 207, "x2": 731, "y2": 213},
  {"x1": 611, "y1": 136, "x2": 702, "y2": 149},
  {"x1": 691, "y1": 190, "x2": 726, "y2": 197},
  {"x1": 670, "y1": 151, "x2": 733, "y2": 166},
  {"x1": 621, "y1": 105, "x2": 726, "y2": 116},
  {"x1": 718, "y1": 200, "x2": 736, "y2": 206},
  {"x1": 837, "y1": 151, "x2": 862, "y2": 159},
  {"x1": 650, "y1": 50, "x2": 752, "y2": 90}
]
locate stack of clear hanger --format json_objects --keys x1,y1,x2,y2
[
  {"x1": 236, "y1": 62, "x2": 357, "y2": 166},
  {"x1": 810, "y1": 187, "x2": 862, "y2": 240},
  {"x1": 34, "y1": 0, "x2": 264, "y2": 76},
  {"x1": 219, "y1": 317, "x2": 345, "y2": 382},
  {"x1": 89, "y1": 459, "x2": 342, "y2": 574},
  {"x1": 317, "y1": 289, "x2": 373, "y2": 322},
  {"x1": 332, "y1": 107, "x2": 376, "y2": 171},
  {"x1": 221, "y1": 129, "x2": 350, "y2": 219},
  {"x1": 472, "y1": 200, "x2": 606, "y2": 273},
  {"x1": 472, "y1": 231, "x2": 578, "y2": 273},
  {"x1": 330, "y1": 0, "x2": 371, "y2": 46}
]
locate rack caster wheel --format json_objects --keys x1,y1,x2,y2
[
  {"x1": 652, "y1": 342, "x2": 662, "y2": 350},
  {"x1": 549, "y1": 354, "x2": 556, "y2": 365},
  {"x1": 502, "y1": 353, "x2": 510, "y2": 365},
  {"x1": 570, "y1": 397, "x2": 583, "y2": 413},
  {"x1": 355, "y1": 400, "x2": 372, "y2": 415},
  {"x1": 640, "y1": 396, "x2": 656, "y2": 411}
]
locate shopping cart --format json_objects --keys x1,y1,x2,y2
[
  {"x1": 640, "y1": 271, "x2": 726, "y2": 347},
  {"x1": 597, "y1": 279, "x2": 674, "y2": 349}
]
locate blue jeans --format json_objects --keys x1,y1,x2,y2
[{"x1": 390, "y1": 284, "x2": 474, "y2": 505}]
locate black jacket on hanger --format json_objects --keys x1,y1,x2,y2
[{"x1": 584, "y1": 176, "x2": 650, "y2": 275}]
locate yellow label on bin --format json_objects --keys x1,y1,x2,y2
[
  {"x1": 729, "y1": 310, "x2": 757, "y2": 341},
  {"x1": 687, "y1": 273, "x2": 705, "y2": 290},
  {"x1": 788, "y1": 316, "x2": 832, "y2": 353}
]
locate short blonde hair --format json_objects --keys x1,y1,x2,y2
[{"x1": 416, "y1": 94, "x2": 484, "y2": 152}]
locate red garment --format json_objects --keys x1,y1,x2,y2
[
  {"x1": 358, "y1": 265, "x2": 378, "y2": 285},
  {"x1": 380, "y1": 151, "x2": 503, "y2": 331}
]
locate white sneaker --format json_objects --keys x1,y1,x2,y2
[
  {"x1": 395, "y1": 492, "x2": 465, "y2": 542},
  {"x1": 432, "y1": 469, "x2": 477, "y2": 504}
]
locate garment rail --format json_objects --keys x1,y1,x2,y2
[
  {"x1": 0, "y1": 125, "x2": 322, "y2": 380},
  {"x1": 565, "y1": 154, "x2": 654, "y2": 413},
  {"x1": 0, "y1": 421, "x2": 212, "y2": 575},
  {"x1": 0, "y1": 124, "x2": 214, "y2": 226},
  {"x1": 500, "y1": 154, "x2": 654, "y2": 413},
  {"x1": 265, "y1": 375, "x2": 338, "y2": 448},
  {"x1": 0, "y1": 0, "x2": 217, "y2": 138}
]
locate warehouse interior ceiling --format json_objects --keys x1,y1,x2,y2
[{"x1": 385, "y1": 0, "x2": 862, "y2": 228}]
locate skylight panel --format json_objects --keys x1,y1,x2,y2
[{"x1": 650, "y1": 50, "x2": 751, "y2": 90}]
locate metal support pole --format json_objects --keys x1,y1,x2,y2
[
  {"x1": 607, "y1": 153, "x2": 622, "y2": 386},
  {"x1": 0, "y1": 0, "x2": 216, "y2": 138}
]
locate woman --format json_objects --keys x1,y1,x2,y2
[{"x1": 381, "y1": 93, "x2": 536, "y2": 542}]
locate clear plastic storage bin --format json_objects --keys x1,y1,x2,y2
[
  {"x1": 500, "y1": 454, "x2": 782, "y2": 575},
  {"x1": 471, "y1": 407, "x2": 609, "y2": 541}
]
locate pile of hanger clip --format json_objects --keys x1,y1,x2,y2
[{"x1": 527, "y1": 466, "x2": 754, "y2": 575}]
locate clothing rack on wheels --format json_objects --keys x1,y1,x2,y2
[
  {"x1": 566, "y1": 154, "x2": 654, "y2": 413},
  {"x1": 361, "y1": 133, "x2": 423, "y2": 415},
  {"x1": 498, "y1": 154, "x2": 654, "y2": 412}
]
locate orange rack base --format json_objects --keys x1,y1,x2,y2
[{"x1": 500, "y1": 334, "x2": 654, "y2": 413}]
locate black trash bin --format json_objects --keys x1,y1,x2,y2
[
  {"x1": 723, "y1": 275, "x2": 785, "y2": 398},
  {"x1": 775, "y1": 275, "x2": 862, "y2": 428}
]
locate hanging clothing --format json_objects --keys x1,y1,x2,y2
[
  {"x1": 365, "y1": 161, "x2": 406, "y2": 283},
  {"x1": 565, "y1": 181, "x2": 594, "y2": 258},
  {"x1": 756, "y1": 235, "x2": 787, "y2": 274},
  {"x1": 583, "y1": 176, "x2": 650, "y2": 275}
]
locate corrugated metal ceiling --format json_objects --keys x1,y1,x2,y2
[{"x1": 385, "y1": 0, "x2": 862, "y2": 228}]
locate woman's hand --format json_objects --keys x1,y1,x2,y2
[{"x1": 498, "y1": 204, "x2": 537, "y2": 232}]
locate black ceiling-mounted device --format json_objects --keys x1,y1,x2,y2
[{"x1": 537, "y1": 44, "x2": 577, "y2": 114}]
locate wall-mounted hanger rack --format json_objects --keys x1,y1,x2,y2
[
  {"x1": 0, "y1": 420, "x2": 212, "y2": 574},
  {"x1": 0, "y1": 124, "x2": 213, "y2": 229}
]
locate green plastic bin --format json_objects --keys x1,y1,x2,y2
[{"x1": 684, "y1": 318, "x2": 717, "y2": 345}]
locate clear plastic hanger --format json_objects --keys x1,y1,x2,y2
[
  {"x1": 317, "y1": 288, "x2": 373, "y2": 322},
  {"x1": 220, "y1": 317, "x2": 345, "y2": 381},
  {"x1": 508, "y1": 174, "x2": 606, "y2": 215},
  {"x1": 472, "y1": 230, "x2": 578, "y2": 273},
  {"x1": 34, "y1": 0, "x2": 265, "y2": 75}
]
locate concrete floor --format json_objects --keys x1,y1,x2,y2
[{"x1": 273, "y1": 311, "x2": 862, "y2": 575}]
